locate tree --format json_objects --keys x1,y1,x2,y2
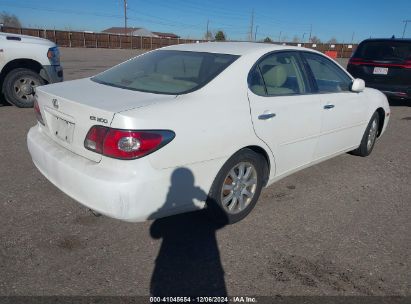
[
  {"x1": 263, "y1": 37, "x2": 272, "y2": 43},
  {"x1": 327, "y1": 37, "x2": 338, "y2": 44},
  {"x1": 215, "y1": 30, "x2": 226, "y2": 41},
  {"x1": 292, "y1": 35, "x2": 300, "y2": 43},
  {"x1": 310, "y1": 35, "x2": 321, "y2": 44},
  {"x1": 0, "y1": 11, "x2": 21, "y2": 28}
]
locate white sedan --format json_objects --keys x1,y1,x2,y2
[{"x1": 27, "y1": 42, "x2": 390, "y2": 224}]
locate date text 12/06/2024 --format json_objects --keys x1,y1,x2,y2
[{"x1": 149, "y1": 296, "x2": 257, "y2": 303}]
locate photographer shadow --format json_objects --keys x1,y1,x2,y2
[{"x1": 149, "y1": 167, "x2": 228, "y2": 297}]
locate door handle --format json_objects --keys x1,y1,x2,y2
[
  {"x1": 258, "y1": 113, "x2": 276, "y2": 120},
  {"x1": 324, "y1": 104, "x2": 335, "y2": 110}
]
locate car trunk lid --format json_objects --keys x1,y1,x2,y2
[{"x1": 35, "y1": 78, "x2": 174, "y2": 162}]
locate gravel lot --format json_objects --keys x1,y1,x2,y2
[{"x1": 0, "y1": 47, "x2": 410, "y2": 297}]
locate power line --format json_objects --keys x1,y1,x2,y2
[
  {"x1": 0, "y1": 1, "x2": 343, "y2": 41},
  {"x1": 127, "y1": 7, "x2": 203, "y2": 28},
  {"x1": 0, "y1": 2, "x2": 123, "y2": 20}
]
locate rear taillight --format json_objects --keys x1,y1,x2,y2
[
  {"x1": 84, "y1": 126, "x2": 175, "y2": 160},
  {"x1": 84, "y1": 126, "x2": 109, "y2": 154},
  {"x1": 348, "y1": 57, "x2": 411, "y2": 69},
  {"x1": 34, "y1": 99, "x2": 44, "y2": 125},
  {"x1": 348, "y1": 57, "x2": 362, "y2": 66}
]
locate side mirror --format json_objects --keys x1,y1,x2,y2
[{"x1": 351, "y1": 78, "x2": 365, "y2": 92}]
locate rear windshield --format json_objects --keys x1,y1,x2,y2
[
  {"x1": 356, "y1": 41, "x2": 411, "y2": 61},
  {"x1": 92, "y1": 50, "x2": 239, "y2": 94}
]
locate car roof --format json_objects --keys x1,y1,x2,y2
[
  {"x1": 163, "y1": 41, "x2": 310, "y2": 56},
  {"x1": 360, "y1": 38, "x2": 411, "y2": 43}
]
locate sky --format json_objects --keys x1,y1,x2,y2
[{"x1": 1, "y1": 0, "x2": 410, "y2": 42}]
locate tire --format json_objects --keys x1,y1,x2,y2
[
  {"x1": 2, "y1": 68, "x2": 45, "y2": 108},
  {"x1": 351, "y1": 112, "x2": 380, "y2": 157},
  {"x1": 206, "y1": 148, "x2": 266, "y2": 224}
]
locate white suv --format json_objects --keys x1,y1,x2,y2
[{"x1": 0, "y1": 32, "x2": 63, "y2": 107}]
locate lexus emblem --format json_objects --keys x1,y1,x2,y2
[{"x1": 52, "y1": 98, "x2": 59, "y2": 109}]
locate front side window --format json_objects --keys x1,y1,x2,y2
[
  {"x1": 249, "y1": 52, "x2": 307, "y2": 96},
  {"x1": 92, "y1": 50, "x2": 239, "y2": 94},
  {"x1": 303, "y1": 52, "x2": 352, "y2": 93}
]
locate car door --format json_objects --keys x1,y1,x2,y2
[
  {"x1": 248, "y1": 51, "x2": 322, "y2": 176},
  {"x1": 301, "y1": 52, "x2": 368, "y2": 160}
]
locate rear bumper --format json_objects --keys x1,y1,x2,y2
[
  {"x1": 27, "y1": 125, "x2": 214, "y2": 221},
  {"x1": 380, "y1": 90, "x2": 411, "y2": 100},
  {"x1": 366, "y1": 83, "x2": 411, "y2": 100}
]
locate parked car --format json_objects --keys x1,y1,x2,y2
[
  {"x1": 0, "y1": 32, "x2": 63, "y2": 107},
  {"x1": 347, "y1": 38, "x2": 411, "y2": 100},
  {"x1": 27, "y1": 42, "x2": 390, "y2": 224}
]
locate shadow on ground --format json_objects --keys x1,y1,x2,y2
[{"x1": 149, "y1": 168, "x2": 228, "y2": 296}]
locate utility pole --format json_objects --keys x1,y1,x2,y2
[
  {"x1": 308, "y1": 24, "x2": 312, "y2": 43},
  {"x1": 249, "y1": 9, "x2": 254, "y2": 41},
  {"x1": 124, "y1": 0, "x2": 128, "y2": 35},
  {"x1": 403, "y1": 20, "x2": 411, "y2": 38},
  {"x1": 278, "y1": 31, "x2": 282, "y2": 42},
  {"x1": 351, "y1": 32, "x2": 355, "y2": 43},
  {"x1": 206, "y1": 19, "x2": 210, "y2": 40},
  {"x1": 254, "y1": 25, "x2": 258, "y2": 41}
]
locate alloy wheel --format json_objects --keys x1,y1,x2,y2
[
  {"x1": 367, "y1": 118, "x2": 378, "y2": 151},
  {"x1": 220, "y1": 162, "x2": 258, "y2": 214}
]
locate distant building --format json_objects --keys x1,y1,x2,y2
[
  {"x1": 152, "y1": 31, "x2": 180, "y2": 39},
  {"x1": 102, "y1": 27, "x2": 179, "y2": 38}
]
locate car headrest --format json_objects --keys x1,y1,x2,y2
[{"x1": 263, "y1": 65, "x2": 288, "y2": 87}]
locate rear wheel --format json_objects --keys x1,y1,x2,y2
[
  {"x1": 206, "y1": 149, "x2": 266, "y2": 224},
  {"x1": 351, "y1": 112, "x2": 380, "y2": 157},
  {"x1": 3, "y1": 68, "x2": 45, "y2": 108}
]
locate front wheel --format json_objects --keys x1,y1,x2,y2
[
  {"x1": 351, "y1": 112, "x2": 380, "y2": 157},
  {"x1": 206, "y1": 149, "x2": 266, "y2": 224},
  {"x1": 2, "y1": 68, "x2": 45, "y2": 108}
]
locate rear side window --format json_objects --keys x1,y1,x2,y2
[
  {"x1": 92, "y1": 50, "x2": 239, "y2": 95},
  {"x1": 249, "y1": 52, "x2": 307, "y2": 96},
  {"x1": 356, "y1": 41, "x2": 411, "y2": 61},
  {"x1": 303, "y1": 52, "x2": 352, "y2": 93}
]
